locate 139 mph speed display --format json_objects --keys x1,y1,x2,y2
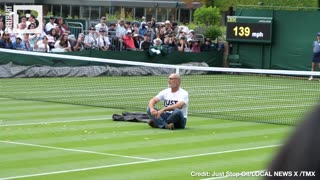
[{"x1": 226, "y1": 16, "x2": 273, "y2": 43}]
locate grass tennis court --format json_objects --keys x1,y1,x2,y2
[
  {"x1": 0, "y1": 97, "x2": 293, "y2": 180},
  {"x1": 0, "y1": 74, "x2": 318, "y2": 179}
]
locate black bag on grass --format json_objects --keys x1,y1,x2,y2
[{"x1": 112, "y1": 112, "x2": 150, "y2": 123}]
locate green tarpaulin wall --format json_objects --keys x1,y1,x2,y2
[
  {"x1": 0, "y1": 50, "x2": 223, "y2": 67},
  {"x1": 233, "y1": 8, "x2": 320, "y2": 70}
]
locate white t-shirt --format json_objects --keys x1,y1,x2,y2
[
  {"x1": 156, "y1": 87, "x2": 189, "y2": 118},
  {"x1": 97, "y1": 36, "x2": 110, "y2": 47}
]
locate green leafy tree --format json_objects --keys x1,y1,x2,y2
[
  {"x1": 193, "y1": 5, "x2": 222, "y2": 40},
  {"x1": 193, "y1": 5, "x2": 221, "y2": 26}
]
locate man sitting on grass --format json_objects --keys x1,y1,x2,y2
[{"x1": 147, "y1": 73, "x2": 189, "y2": 130}]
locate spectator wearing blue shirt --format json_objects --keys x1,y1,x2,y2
[
  {"x1": 0, "y1": 32, "x2": 14, "y2": 49},
  {"x1": 13, "y1": 35, "x2": 26, "y2": 50},
  {"x1": 309, "y1": 32, "x2": 320, "y2": 80}
]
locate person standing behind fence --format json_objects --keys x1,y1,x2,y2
[
  {"x1": 309, "y1": 32, "x2": 320, "y2": 80},
  {"x1": 115, "y1": 18, "x2": 126, "y2": 50},
  {"x1": 56, "y1": 17, "x2": 70, "y2": 35},
  {"x1": 45, "y1": 16, "x2": 57, "y2": 33},
  {"x1": 95, "y1": 16, "x2": 108, "y2": 33}
]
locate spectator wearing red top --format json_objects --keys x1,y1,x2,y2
[{"x1": 123, "y1": 29, "x2": 137, "y2": 51}]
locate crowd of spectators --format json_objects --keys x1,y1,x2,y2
[{"x1": 0, "y1": 15, "x2": 224, "y2": 55}]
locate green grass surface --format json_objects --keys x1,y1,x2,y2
[{"x1": 0, "y1": 97, "x2": 294, "y2": 180}]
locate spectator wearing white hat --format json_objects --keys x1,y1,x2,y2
[
  {"x1": 13, "y1": 35, "x2": 26, "y2": 50},
  {"x1": 176, "y1": 26, "x2": 188, "y2": 40},
  {"x1": 184, "y1": 38, "x2": 193, "y2": 52},
  {"x1": 164, "y1": 20, "x2": 174, "y2": 34},
  {"x1": 148, "y1": 38, "x2": 165, "y2": 56}
]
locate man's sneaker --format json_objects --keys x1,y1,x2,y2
[
  {"x1": 309, "y1": 76, "x2": 313, "y2": 80},
  {"x1": 165, "y1": 123, "x2": 175, "y2": 130},
  {"x1": 148, "y1": 120, "x2": 156, "y2": 128}
]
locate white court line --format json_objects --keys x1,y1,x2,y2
[
  {"x1": 200, "y1": 170, "x2": 265, "y2": 180},
  {"x1": 0, "y1": 140, "x2": 153, "y2": 161},
  {"x1": 0, "y1": 144, "x2": 281, "y2": 180},
  {"x1": 0, "y1": 117, "x2": 112, "y2": 127}
]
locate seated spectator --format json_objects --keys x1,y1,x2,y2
[
  {"x1": 191, "y1": 39, "x2": 201, "y2": 53},
  {"x1": 123, "y1": 29, "x2": 136, "y2": 51},
  {"x1": 162, "y1": 35, "x2": 176, "y2": 53},
  {"x1": 201, "y1": 38, "x2": 215, "y2": 51},
  {"x1": 97, "y1": 28, "x2": 110, "y2": 51},
  {"x1": 18, "y1": 16, "x2": 27, "y2": 29},
  {"x1": 148, "y1": 38, "x2": 166, "y2": 56},
  {"x1": 27, "y1": 23, "x2": 38, "y2": 49},
  {"x1": 187, "y1": 30, "x2": 196, "y2": 41},
  {"x1": 177, "y1": 36, "x2": 187, "y2": 52},
  {"x1": 216, "y1": 38, "x2": 225, "y2": 51},
  {"x1": 140, "y1": 34, "x2": 152, "y2": 51},
  {"x1": 13, "y1": 35, "x2": 26, "y2": 50},
  {"x1": 17, "y1": 22, "x2": 27, "y2": 34},
  {"x1": 33, "y1": 35, "x2": 49, "y2": 52},
  {"x1": 131, "y1": 22, "x2": 140, "y2": 35},
  {"x1": 73, "y1": 33, "x2": 85, "y2": 51},
  {"x1": 23, "y1": 33, "x2": 33, "y2": 51},
  {"x1": 176, "y1": 26, "x2": 189, "y2": 40},
  {"x1": 47, "y1": 28, "x2": 59, "y2": 50},
  {"x1": 184, "y1": 38, "x2": 193, "y2": 52},
  {"x1": 133, "y1": 33, "x2": 142, "y2": 49},
  {"x1": 0, "y1": 32, "x2": 14, "y2": 49},
  {"x1": 67, "y1": 34, "x2": 77, "y2": 51},
  {"x1": 84, "y1": 26, "x2": 98, "y2": 50},
  {"x1": 27, "y1": 14, "x2": 39, "y2": 28},
  {"x1": 53, "y1": 33, "x2": 71, "y2": 52}
]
